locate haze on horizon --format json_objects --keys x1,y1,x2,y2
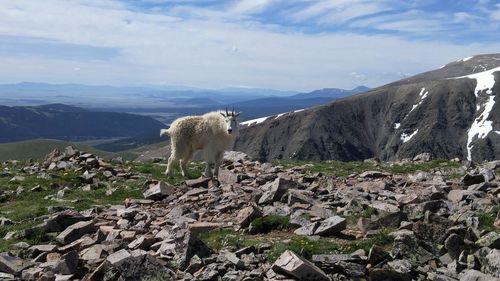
[{"x1": 1, "y1": 0, "x2": 500, "y2": 92}]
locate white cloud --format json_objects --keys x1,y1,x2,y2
[{"x1": 0, "y1": 0, "x2": 499, "y2": 91}]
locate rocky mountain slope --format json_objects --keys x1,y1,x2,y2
[
  {"x1": 0, "y1": 148, "x2": 498, "y2": 280},
  {"x1": 235, "y1": 54, "x2": 500, "y2": 163},
  {"x1": 0, "y1": 104, "x2": 165, "y2": 144}
]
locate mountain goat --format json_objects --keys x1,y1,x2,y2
[{"x1": 160, "y1": 109, "x2": 240, "y2": 179}]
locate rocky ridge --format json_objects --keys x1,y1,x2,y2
[
  {"x1": 235, "y1": 54, "x2": 500, "y2": 163},
  {"x1": 0, "y1": 148, "x2": 499, "y2": 280}
]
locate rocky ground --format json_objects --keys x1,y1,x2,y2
[{"x1": 0, "y1": 148, "x2": 499, "y2": 281}]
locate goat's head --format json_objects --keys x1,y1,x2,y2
[{"x1": 220, "y1": 107, "x2": 241, "y2": 135}]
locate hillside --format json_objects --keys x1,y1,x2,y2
[
  {"x1": 0, "y1": 104, "x2": 165, "y2": 144},
  {"x1": 0, "y1": 147, "x2": 498, "y2": 280},
  {"x1": 235, "y1": 54, "x2": 500, "y2": 162},
  {"x1": 0, "y1": 139, "x2": 138, "y2": 162}
]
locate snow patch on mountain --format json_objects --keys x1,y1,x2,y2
[
  {"x1": 453, "y1": 66, "x2": 500, "y2": 161},
  {"x1": 241, "y1": 116, "x2": 269, "y2": 126},
  {"x1": 462, "y1": 56, "x2": 473, "y2": 62},
  {"x1": 241, "y1": 109, "x2": 306, "y2": 126},
  {"x1": 401, "y1": 129, "x2": 419, "y2": 143},
  {"x1": 394, "y1": 123, "x2": 400, "y2": 129},
  {"x1": 405, "y1": 87, "x2": 430, "y2": 116}
]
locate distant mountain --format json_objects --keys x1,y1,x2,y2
[
  {"x1": 235, "y1": 54, "x2": 500, "y2": 163},
  {"x1": 227, "y1": 86, "x2": 369, "y2": 120},
  {"x1": 291, "y1": 86, "x2": 369, "y2": 99},
  {"x1": 0, "y1": 82, "x2": 298, "y2": 108},
  {"x1": 0, "y1": 104, "x2": 165, "y2": 144}
]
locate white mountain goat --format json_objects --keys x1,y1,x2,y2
[{"x1": 160, "y1": 109, "x2": 240, "y2": 179}]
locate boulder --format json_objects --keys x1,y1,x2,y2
[
  {"x1": 314, "y1": 216, "x2": 346, "y2": 236},
  {"x1": 0, "y1": 253, "x2": 33, "y2": 276},
  {"x1": 56, "y1": 220, "x2": 95, "y2": 244},
  {"x1": 272, "y1": 250, "x2": 330, "y2": 281},
  {"x1": 143, "y1": 181, "x2": 174, "y2": 200}
]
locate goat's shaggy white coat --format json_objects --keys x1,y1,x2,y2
[{"x1": 160, "y1": 111, "x2": 239, "y2": 178}]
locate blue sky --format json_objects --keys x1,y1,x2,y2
[{"x1": 0, "y1": 0, "x2": 499, "y2": 91}]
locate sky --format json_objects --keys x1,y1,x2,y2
[{"x1": 1, "y1": 0, "x2": 500, "y2": 91}]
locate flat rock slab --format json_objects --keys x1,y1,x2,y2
[
  {"x1": 185, "y1": 178, "x2": 211, "y2": 188},
  {"x1": 314, "y1": 216, "x2": 346, "y2": 236},
  {"x1": 56, "y1": 220, "x2": 95, "y2": 245},
  {"x1": 0, "y1": 253, "x2": 33, "y2": 276},
  {"x1": 272, "y1": 250, "x2": 331, "y2": 281},
  {"x1": 258, "y1": 177, "x2": 301, "y2": 205},
  {"x1": 143, "y1": 181, "x2": 174, "y2": 200}
]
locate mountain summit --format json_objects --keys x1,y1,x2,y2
[{"x1": 235, "y1": 54, "x2": 500, "y2": 162}]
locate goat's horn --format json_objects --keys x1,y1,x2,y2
[
  {"x1": 225, "y1": 107, "x2": 228, "y2": 116},
  {"x1": 232, "y1": 107, "x2": 235, "y2": 116}
]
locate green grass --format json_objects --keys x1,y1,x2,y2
[
  {"x1": 342, "y1": 229, "x2": 394, "y2": 253},
  {"x1": 199, "y1": 229, "x2": 260, "y2": 250},
  {"x1": 0, "y1": 221, "x2": 49, "y2": 252},
  {"x1": 478, "y1": 205, "x2": 500, "y2": 232},
  {"x1": 0, "y1": 162, "x2": 145, "y2": 251},
  {"x1": 274, "y1": 159, "x2": 463, "y2": 177},
  {"x1": 127, "y1": 161, "x2": 205, "y2": 185},
  {"x1": 249, "y1": 215, "x2": 291, "y2": 233},
  {"x1": 266, "y1": 236, "x2": 339, "y2": 262},
  {"x1": 274, "y1": 159, "x2": 378, "y2": 177},
  {"x1": 386, "y1": 159, "x2": 462, "y2": 174}
]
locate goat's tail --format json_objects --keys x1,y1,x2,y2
[{"x1": 160, "y1": 128, "x2": 171, "y2": 137}]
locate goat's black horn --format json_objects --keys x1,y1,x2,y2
[{"x1": 225, "y1": 107, "x2": 229, "y2": 116}]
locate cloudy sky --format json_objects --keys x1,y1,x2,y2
[{"x1": 1, "y1": 0, "x2": 500, "y2": 91}]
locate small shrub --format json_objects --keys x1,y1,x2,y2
[
  {"x1": 267, "y1": 236, "x2": 339, "y2": 262},
  {"x1": 250, "y1": 215, "x2": 291, "y2": 233}
]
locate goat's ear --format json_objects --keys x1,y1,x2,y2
[
  {"x1": 234, "y1": 112, "x2": 241, "y2": 117},
  {"x1": 220, "y1": 112, "x2": 226, "y2": 117}
]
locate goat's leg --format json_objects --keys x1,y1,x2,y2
[
  {"x1": 165, "y1": 155, "x2": 176, "y2": 177},
  {"x1": 203, "y1": 162, "x2": 213, "y2": 178},
  {"x1": 213, "y1": 151, "x2": 224, "y2": 179}
]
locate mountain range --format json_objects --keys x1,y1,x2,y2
[
  {"x1": 235, "y1": 53, "x2": 500, "y2": 163},
  {"x1": 0, "y1": 104, "x2": 165, "y2": 144}
]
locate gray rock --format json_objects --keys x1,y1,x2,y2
[
  {"x1": 258, "y1": 177, "x2": 301, "y2": 204},
  {"x1": 413, "y1": 153, "x2": 432, "y2": 162},
  {"x1": 185, "y1": 177, "x2": 210, "y2": 188},
  {"x1": 312, "y1": 254, "x2": 366, "y2": 276},
  {"x1": 0, "y1": 253, "x2": 33, "y2": 276},
  {"x1": 143, "y1": 181, "x2": 174, "y2": 200},
  {"x1": 357, "y1": 217, "x2": 380, "y2": 234},
  {"x1": 459, "y1": 269, "x2": 499, "y2": 281},
  {"x1": 236, "y1": 205, "x2": 262, "y2": 228},
  {"x1": 21, "y1": 267, "x2": 44, "y2": 280},
  {"x1": 447, "y1": 190, "x2": 484, "y2": 203},
  {"x1": 445, "y1": 234, "x2": 467, "y2": 260},
  {"x1": 479, "y1": 168, "x2": 495, "y2": 182},
  {"x1": 478, "y1": 248, "x2": 500, "y2": 278},
  {"x1": 185, "y1": 254, "x2": 203, "y2": 274},
  {"x1": 56, "y1": 220, "x2": 95, "y2": 244},
  {"x1": 358, "y1": 171, "x2": 390, "y2": 178},
  {"x1": 185, "y1": 188, "x2": 208, "y2": 197},
  {"x1": 461, "y1": 174, "x2": 485, "y2": 186},
  {"x1": 387, "y1": 259, "x2": 413, "y2": 274},
  {"x1": 54, "y1": 250, "x2": 78, "y2": 275},
  {"x1": 223, "y1": 251, "x2": 245, "y2": 269},
  {"x1": 476, "y1": 232, "x2": 500, "y2": 249},
  {"x1": 218, "y1": 169, "x2": 239, "y2": 185},
  {"x1": 314, "y1": 216, "x2": 346, "y2": 236},
  {"x1": 272, "y1": 250, "x2": 330, "y2": 281},
  {"x1": 294, "y1": 222, "x2": 320, "y2": 236},
  {"x1": 368, "y1": 245, "x2": 390, "y2": 265},
  {"x1": 81, "y1": 244, "x2": 106, "y2": 261},
  {"x1": 45, "y1": 209, "x2": 91, "y2": 232}
]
